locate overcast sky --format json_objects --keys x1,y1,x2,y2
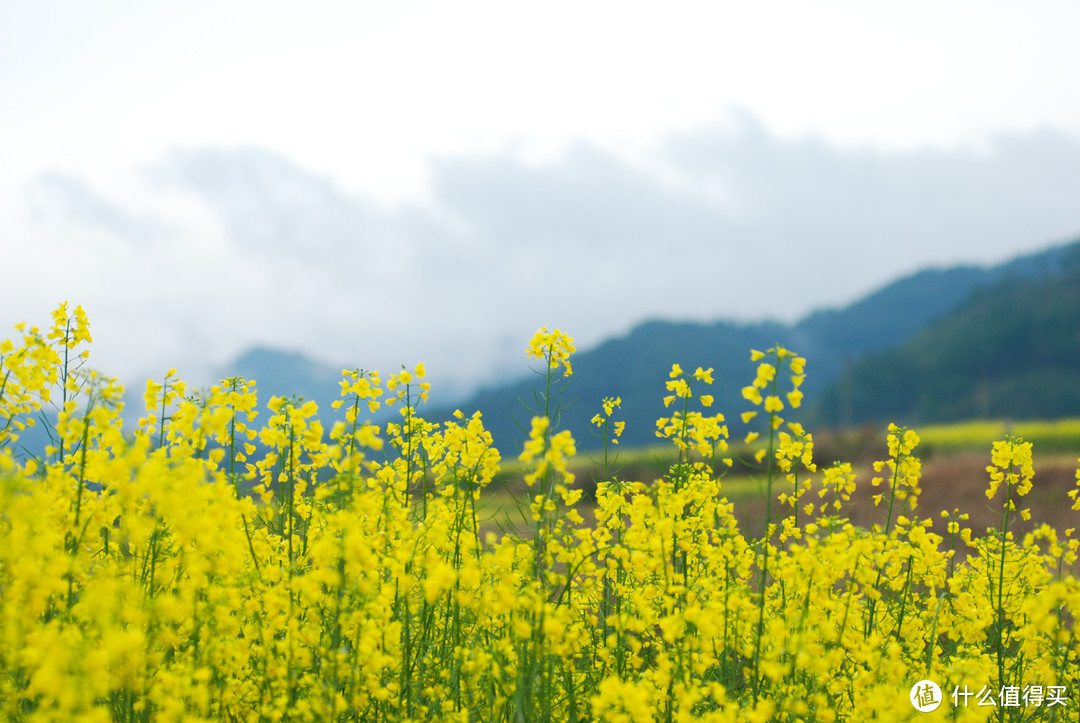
[{"x1": 4, "y1": 2, "x2": 1080, "y2": 400}]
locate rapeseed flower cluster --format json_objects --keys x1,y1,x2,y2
[{"x1": 1, "y1": 307, "x2": 1079, "y2": 721}]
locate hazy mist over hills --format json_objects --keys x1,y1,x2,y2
[
  {"x1": 190, "y1": 235, "x2": 1080, "y2": 453},
  {"x1": 12, "y1": 122, "x2": 1080, "y2": 400}
]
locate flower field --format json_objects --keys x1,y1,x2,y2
[{"x1": 1, "y1": 303, "x2": 1079, "y2": 721}]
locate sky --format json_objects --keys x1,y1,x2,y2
[{"x1": 4, "y1": 1, "x2": 1080, "y2": 402}]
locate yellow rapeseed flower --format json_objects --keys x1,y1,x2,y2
[{"x1": 526, "y1": 327, "x2": 575, "y2": 377}]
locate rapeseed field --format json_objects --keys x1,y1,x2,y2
[{"x1": 1, "y1": 303, "x2": 1078, "y2": 721}]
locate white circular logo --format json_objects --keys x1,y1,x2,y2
[{"x1": 910, "y1": 680, "x2": 943, "y2": 712}]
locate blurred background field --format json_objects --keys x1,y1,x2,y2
[{"x1": 477, "y1": 416, "x2": 1080, "y2": 553}]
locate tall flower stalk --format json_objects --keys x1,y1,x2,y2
[{"x1": 740, "y1": 346, "x2": 806, "y2": 701}]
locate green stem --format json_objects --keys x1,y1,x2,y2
[
  {"x1": 752, "y1": 370, "x2": 780, "y2": 701},
  {"x1": 994, "y1": 471, "x2": 1014, "y2": 723}
]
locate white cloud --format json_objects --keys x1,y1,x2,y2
[{"x1": 5, "y1": 114, "x2": 1079, "y2": 402}]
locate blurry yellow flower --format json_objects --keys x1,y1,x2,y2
[
  {"x1": 753, "y1": 362, "x2": 776, "y2": 388},
  {"x1": 742, "y1": 386, "x2": 763, "y2": 405}
]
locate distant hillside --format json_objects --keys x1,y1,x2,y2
[
  {"x1": 430, "y1": 237, "x2": 1080, "y2": 451},
  {"x1": 813, "y1": 242, "x2": 1080, "y2": 426},
  {"x1": 202, "y1": 237, "x2": 1080, "y2": 454},
  {"x1": 457, "y1": 319, "x2": 786, "y2": 454}
]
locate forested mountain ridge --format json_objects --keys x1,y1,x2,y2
[
  {"x1": 812, "y1": 241, "x2": 1080, "y2": 426},
  {"x1": 431, "y1": 237, "x2": 1080, "y2": 450},
  {"x1": 10, "y1": 239, "x2": 1078, "y2": 459}
]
